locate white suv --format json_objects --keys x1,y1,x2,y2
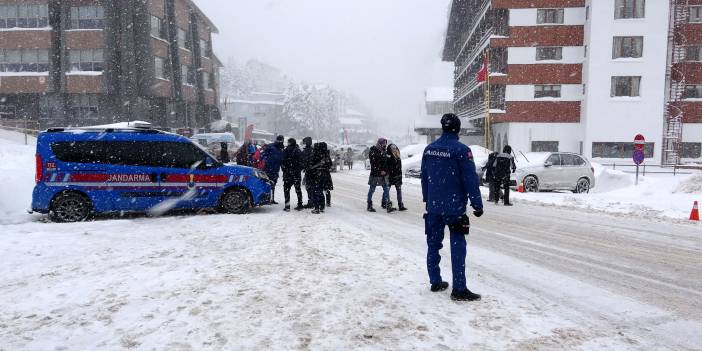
[{"x1": 515, "y1": 152, "x2": 595, "y2": 193}]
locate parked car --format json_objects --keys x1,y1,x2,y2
[
  {"x1": 31, "y1": 125, "x2": 273, "y2": 222},
  {"x1": 514, "y1": 152, "x2": 596, "y2": 193},
  {"x1": 191, "y1": 133, "x2": 238, "y2": 163}
]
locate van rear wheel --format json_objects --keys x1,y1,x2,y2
[
  {"x1": 219, "y1": 189, "x2": 251, "y2": 214},
  {"x1": 49, "y1": 192, "x2": 92, "y2": 223}
]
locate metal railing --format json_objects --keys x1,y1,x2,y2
[
  {"x1": 0, "y1": 119, "x2": 40, "y2": 145},
  {"x1": 601, "y1": 163, "x2": 700, "y2": 175}
]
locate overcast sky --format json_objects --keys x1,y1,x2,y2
[{"x1": 194, "y1": 0, "x2": 453, "y2": 132}]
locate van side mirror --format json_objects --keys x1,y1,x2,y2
[{"x1": 544, "y1": 161, "x2": 553, "y2": 167}]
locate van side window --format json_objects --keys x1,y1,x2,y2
[
  {"x1": 51, "y1": 141, "x2": 207, "y2": 168},
  {"x1": 157, "y1": 142, "x2": 208, "y2": 168}
]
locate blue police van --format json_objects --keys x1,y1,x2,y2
[{"x1": 31, "y1": 125, "x2": 273, "y2": 222}]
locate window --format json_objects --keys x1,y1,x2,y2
[
  {"x1": 68, "y1": 49, "x2": 104, "y2": 72},
  {"x1": 531, "y1": 141, "x2": 559, "y2": 152},
  {"x1": 689, "y1": 6, "x2": 702, "y2": 23},
  {"x1": 181, "y1": 65, "x2": 195, "y2": 85},
  {"x1": 537, "y1": 9, "x2": 564, "y2": 24},
  {"x1": 69, "y1": 6, "x2": 105, "y2": 29},
  {"x1": 682, "y1": 143, "x2": 702, "y2": 158},
  {"x1": 0, "y1": 4, "x2": 48, "y2": 28},
  {"x1": 592, "y1": 142, "x2": 654, "y2": 158},
  {"x1": 684, "y1": 85, "x2": 702, "y2": 99},
  {"x1": 199, "y1": 39, "x2": 210, "y2": 58},
  {"x1": 150, "y1": 15, "x2": 167, "y2": 39},
  {"x1": 561, "y1": 154, "x2": 586, "y2": 166},
  {"x1": 536, "y1": 47, "x2": 563, "y2": 61},
  {"x1": 586, "y1": 6, "x2": 590, "y2": 20},
  {"x1": 177, "y1": 28, "x2": 192, "y2": 50},
  {"x1": 615, "y1": 0, "x2": 645, "y2": 19},
  {"x1": 612, "y1": 36, "x2": 643, "y2": 59},
  {"x1": 534, "y1": 85, "x2": 561, "y2": 98},
  {"x1": 154, "y1": 57, "x2": 168, "y2": 79},
  {"x1": 686, "y1": 46, "x2": 702, "y2": 61},
  {"x1": 69, "y1": 95, "x2": 100, "y2": 122},
  {"x1": 0, "y1": 49, "x2": 49, "y2": 72},
  {"x1": 611, "y1": 76, "x2": 641, "y2": 97},
  {"x1": 546, "y1": 154, "x2": 562, "y2": 166},
  {"x1": 51, "y1": 141, "x2": 210, "y2": 168},
  {"x1": 202, "y1": 71, "x2": 213, "y2": 89}
]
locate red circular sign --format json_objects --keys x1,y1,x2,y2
[{"x1": 634, "y1": 134, "x2": 645, "y2": 151}]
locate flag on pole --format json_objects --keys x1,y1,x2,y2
[{"x1": 476, "y1": 55, "x2": 488, "y2": 83}]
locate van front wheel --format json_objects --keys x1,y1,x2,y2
[
  {"x1": 49, "y1": 192, "x2": 92, "y2": 223},
  {"x1": 219, "y1": 189, "x2": 251, "y2": 214}
]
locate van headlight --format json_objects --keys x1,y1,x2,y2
[{"x1": 253, "y1": 169, "x2": 269, "y2": 181}]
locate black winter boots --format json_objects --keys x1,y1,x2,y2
[
  {"x1": 450, "y1": 289, "x2": 481, "y2": 301},
  {"x1": 398, "y1": 203, "x2": 408, "y2": 211},
  {"x1": 367, "y1": 202, "x2": 376, "y2": 212},
  {"x1": 430, "y1": 281, "x2": 449, "y2": 292}
]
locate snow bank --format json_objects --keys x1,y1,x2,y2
[
  {"x1": 675, "y1": 174, "x2": 702, "y2": 194},
  {"x1": 512, "y1": 170, "x2": 701, "y2": 220},
  {"x1": 591, "y1": 163, "x2": 634, "y2": 193},
  {"x1": 0, "y1": 135, "x2": 36, "y2": 225}
]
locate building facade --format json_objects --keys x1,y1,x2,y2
[
  {"x1": 443, "y1": 0, "x2": 702, "y2": 164},
  {"x1": 0, "y1": 0, "x2": 221, "y2": 131},
  {"x1": 221, "y1": 92, "x2": 285, "y2": 136}
]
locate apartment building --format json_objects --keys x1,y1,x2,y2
[
  {"x1": 0, "y1": 0, "x2": 222, "y2": 131},
  {"x1": 443, "y1": 0, "x2": 702, "y2": 164}
]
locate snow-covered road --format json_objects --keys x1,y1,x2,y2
[{"x1": 1, "y1": 166, "x2": 701, "y2": 350}]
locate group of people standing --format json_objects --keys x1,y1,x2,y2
[
  {"x1": 235, "y1": 136, "x2": 333, "y2": 214},
  {"x1": 366, "y1": 138, "x2": 406, "y2": 213}
]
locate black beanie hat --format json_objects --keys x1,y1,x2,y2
[
  {"x1": 441, "y1": 113, "x2": 461, "y2": 134},
  {"x1": 288, "y1": 138, "x2": 297, "y2": 145}
]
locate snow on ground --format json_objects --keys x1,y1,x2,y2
[
  {"x1": 1, "y1": 130, "x2": 701, "y2": 349},
  {"x1": 0, "y1": 129, "x2": 38, "y2": 225}
]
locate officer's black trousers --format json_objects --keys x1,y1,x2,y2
[{"x1": 493, "y1": 176, "x2": 510, "y2": 205}]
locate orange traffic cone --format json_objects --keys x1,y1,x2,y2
[
  {"x1": 691, "y1": 201, "x2": 700, "y2": 221},
  {"x1": 517, "y1": 182, "x2": 525, "y2": 193}
]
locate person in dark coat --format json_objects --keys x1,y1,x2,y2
[
  {"x1": 367, "y1": 138, "x2": 394, "y2": 213},
  {"x1": 492, "y1": 145, "x2": 516, "y2": 206},
  {"x1": 262, "y1": 135, "x2": 285, "y2": 204},
  {"x1": 281, "y1": 138, "x2": 304, "y2": 211},
  {"x1": 320, "y1": 142, "x2": 334, "y2": 207},
  {"x1": 301, "y1": 137, "x2": 314, "y2": 208},
  {"x1": 483, "y1": 151, "x2": 499, "y2": 202},
  {"x1": 308, "y1": 143, "x2": 332, "y2": 214},
  {"x1": 235, "y1": 141, "x2": 253, "y2": 166},
  {"x1": 387, "y1": 144, "x2": 406, "y2": 211},
  {"x1": 219, "y1": 142, "x2": 230, "y2": 163}
]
